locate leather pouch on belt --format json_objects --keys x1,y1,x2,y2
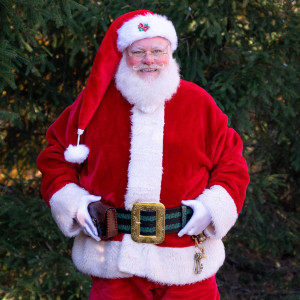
[{"x1": 88, "y1": 201, "x2": 118, "y2": 240}]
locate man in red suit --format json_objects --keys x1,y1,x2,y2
[{"x1": 37, "y1": 10, "x2": 249, "y2": 299}]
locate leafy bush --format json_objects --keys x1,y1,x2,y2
[{"x1": 0, "y1": 187, "x2": 90, "y2": 299}]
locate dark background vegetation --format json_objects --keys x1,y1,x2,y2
[{"x1": 0, "y1": 0, "x2": 299, "y2": 299}]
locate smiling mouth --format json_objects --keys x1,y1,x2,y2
[{"x1": 140, "y1": 68, "x2": 158, "y2": 73}]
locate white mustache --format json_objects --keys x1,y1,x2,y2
[{"x1": 132, "y1": 64, "x2": 164, "y2": 71}]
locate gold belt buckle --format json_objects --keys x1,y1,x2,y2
[{"x1": 131, "y1": 202, "x2": 165, "y2": 244}]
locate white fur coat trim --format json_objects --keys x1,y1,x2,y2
[
  {"x1": 117, "y1": 13, "x2": 178, "y2": 52},
  {"x1": 124, "y1": 105, "x2": 165, "y2": 210},
  {"x1": 49, "y1": 183, "x2": 88, "y2": 237},
  {"x1": 72, "y1": 233, "x2": 225, "y2": 285},
  {"x1": 199, "y1": 185, "x2": 238, "y2": 239}
]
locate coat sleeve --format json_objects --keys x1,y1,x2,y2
[
  {"x1": 196, "y1": 92, "x2": 250, "y2": 239},
  {"x1": 37, "y1": 91, "x2": 90, "y2": 237}
]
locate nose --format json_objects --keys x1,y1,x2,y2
[{"x1": 142, "y1": 52, "x2": 155, "y2": 65}]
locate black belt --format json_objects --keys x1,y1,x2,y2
[{"x1": 116, "y1": 205, "x2": 193, "y2": 235}]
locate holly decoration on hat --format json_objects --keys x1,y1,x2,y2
[{"x1": 138, "y1": 23, "x2": 150, "y2": 32}]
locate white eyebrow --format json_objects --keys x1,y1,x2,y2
[
  {"x1": 151, "y1": 45, "x2": 165, "y2": 50},
  {"x1": 129, "y1": 46, "x2": 145, "y2": 52},
  {"x1": 129, "y1": 44, "x2": 167, "y2": 52}
]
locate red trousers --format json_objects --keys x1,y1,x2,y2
[{"x1": 89, "y1": 275, "x2": 220, "y2": 300}]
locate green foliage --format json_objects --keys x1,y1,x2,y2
[
  {"x1": 0, "y1": 0, "x2": 299, "y2": 299},
  {"x1": 0, "y1": 186, "x2": 90, "y2": 299}
]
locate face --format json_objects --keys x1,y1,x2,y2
[{"x1": 125, "y1": 37, "x2": 171, "y2": 80}]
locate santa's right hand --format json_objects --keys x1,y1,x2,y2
[{"x1": 75, "y1": 194, "x2": 101, "y2": 241}]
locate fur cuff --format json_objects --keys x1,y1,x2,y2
[
  {"x1": 49, "y1": 183, "x2": 89, "y2": 237},
  {"x1": 197, "y1": 185, "x2": 238, "y2": 239}
]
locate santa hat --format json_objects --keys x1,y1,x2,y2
[{"x1": 64, "y1": 10, "x2": 178, "y2": 163}]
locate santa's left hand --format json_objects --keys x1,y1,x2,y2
[{"x1": 178, "y1": 200, "x2": 212, "y2": 237}]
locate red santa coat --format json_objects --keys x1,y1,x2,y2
[{"x1": 37, "y1": 79, "x2": 249, "y2": 285}]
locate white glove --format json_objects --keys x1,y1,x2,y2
[
  {"x1": 178, "y1": 200, "x2": 212, "y2": 237},
  {"x1": 75, "y1": 194, "x2": 101, "y2": 241}
]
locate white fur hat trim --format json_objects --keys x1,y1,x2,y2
[{"x1": 117, "y1": 13, "x2": 178, "y2": 52}]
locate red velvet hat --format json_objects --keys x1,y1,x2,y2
[{"x1": 64, "y1": 10, "x2": 178, "y2": 163}]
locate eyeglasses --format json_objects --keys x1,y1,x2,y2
[{"x1": 128, "y1": 48, "x2": 168, "y2": 58}]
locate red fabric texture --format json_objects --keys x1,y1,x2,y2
[
  {"x1": 78, "y1": 10, "x2": 152, "y2": 132},
  {"x1": 37, "y1": 79, "x2": 250, "y2": 248},
  {"x1": 89, "y1": 275, "x2": 220, "y2": 300}
]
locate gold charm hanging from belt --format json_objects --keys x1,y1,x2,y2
[{"x1": 192, "y1": 232, "x2": 207, "y2": 274}]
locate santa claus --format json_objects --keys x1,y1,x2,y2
[{"x1": 37, "y1": 10, "x2": 249, "y2": 299}]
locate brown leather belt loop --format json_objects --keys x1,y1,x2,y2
[{"x1": 88, "y1": 201, "x2": 118, "y2": 240}]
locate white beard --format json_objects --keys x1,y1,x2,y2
[{"x1": 115, "y1": 55, "x2": 180, "y2": 113}]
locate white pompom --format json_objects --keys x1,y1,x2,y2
[{"x1": 64, "y1": 144, "x2": 89, "y2": 164}]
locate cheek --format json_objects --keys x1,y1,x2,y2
[
  {"x1": 125, "y1": 56, "x2": 140, "y2": 68},
  {"x1": 158, "y1": 55, "x2": 169, "y2": 66}
]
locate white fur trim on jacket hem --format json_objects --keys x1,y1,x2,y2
[
  {"x1": 117, "y1": 13, "x2": 178, "y2": 52},
  {"x1": 72, "y1": 233, "x2": 225, "y2": 285},
  {"x1": 197, "y1": 185, "x2": 238, "y2": 239},
  {"x1": 50, "y1": 183, "x2": 89, "y2": 237}
]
